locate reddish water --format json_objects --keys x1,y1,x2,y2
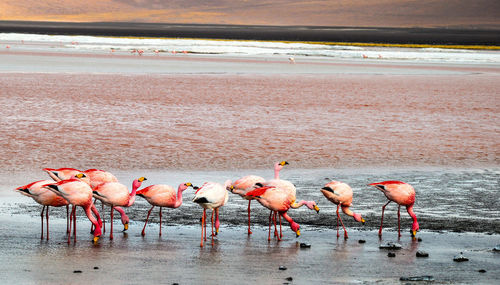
[{"x1": 1, "y1": 71, "x2": 498, "y2": 171}]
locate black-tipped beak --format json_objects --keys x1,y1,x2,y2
[{"x1": 193, "y1": 186, "x2": 199, "y2": 190}]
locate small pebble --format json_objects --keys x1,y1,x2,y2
[
  {"x1": 172, "y1": 283, "x2": 179, "y2": 285},
  {"x1": 453, "y1": 252, "x2": 469, "y2": 262},
  {"x1": 478, "y1": 269, "x2": 486, "y2": 273},
  {"x1": 416, "y1": 251, "x2": 429, "y2": 257},
  {"x1": 358, "y1": 239, "x2": 366, "y2": 244},
  {"x1": 73, "y1": 270, "x2": 82, "y2": 273},
  {"x1": 388, "y1": 252, "x2": 396, "y2": 257},
  {"x1": 93, "y1": 267, "x2": 99, "y2": 270},
  {"x1": 285, "y1": 277, "x2": 293, "y2": 281},
  {"x1": 300, "y1": 242, "x2": 311, "y2": 248},
  {"x1": 400, "y1": 276, "x2": 434, "y2": 281},
  {"x1": 279, "y1": 266, "x2": 287, "y2": 271},
  {"x1": 417, "y1": 237, "x2": 422, "y2": 242},
  {"x1": 380, "y1": 242, "x2": 402, "y2": 249}
]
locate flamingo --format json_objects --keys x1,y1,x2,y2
[
  {"x1": 193, "y1": 180, "x2": 230, "y2": 247},
  {"x1": 368, "y1": 180, "x2": 419, "y2": 238},
  {"x1": 92, "y1": 177, "x2": 147, "y2": 239},
  {"x1": 227, "y1": 161, "x2": 292, "y2": 235},
  {"x1": 136, "y1": 182, "x2": 195, "y2": 236},
  {"x1": 320, "y1": 181, "x2": 365, "y2": 239},
  {"x1": 15, "y1": 180, "x2": 70, "y2": 240},
  {"x1": 245, "y1": 186, "x2": 319, "y2": 241},
  {"x1": 43, "y1": 175, "x2": 102, "y2": 244}
]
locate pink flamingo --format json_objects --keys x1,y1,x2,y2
[
  {"x1": 368, "y1": 180, "x2": 419, "y2": 238},
  {"x1": 320, "y1": 180, "x2": 365, "y2": 239},
  {"x1": 92, "y1": 177, "x2": 146, "y2": 239},
  {"x1": 192, "y1": 180, "x2": 230, "y2": 247},
  {"x1": 136, "y1": 182, "x2": 195, "y2": 236},
  {"x1": 15, "y1": 180, "x2": 70, "y2": 240},
  {"x1": 246, "y1": 186, "x2": 319, "y2": 241},
  {"x1": 43, "y1": 175, "x2": 102, "y2": 244}
]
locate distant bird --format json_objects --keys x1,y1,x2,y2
[
  {"x1": 246, "y1": 185, "x2": 318, "y2": 241},
  {"x1": 137, "y1": 50, "x2": 144, "y2": 56},
  {"x1": 288, "y1": 57, "x2": 295, "y2": 64},
  {"x1": 154, "y1": 49, "x2": 160, "y2": 55},
  {"x1": 136, "y1": 182, "x2": 195, "y2": 236},
  {"x1": 44, "y1": 175, "x2": 102, "y2": 244},
  {"x1": 257, "y1": 161, "x2": 296, "y2": 200},
  {"x1": 368, "y1": 180, "x2": 419, "y2": 238},
  {"x1": 320, "y1": 180, "x2": 365, "y2": 239},
  {"x1": 362, "y1": 54, "x2": 368, "y2": 59},
  {"x1": 15, "y1": 180, "x2": 69, "y2": 240},
  {"x1": 193, "y1": 181, "x2": 230, "y2": 247},
  {"x1": 92, "y1": 177, "x2": 147, "y2": 239}
]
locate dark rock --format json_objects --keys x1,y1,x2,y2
[
  {"x1": 388, "y1": 252, "x2": 396, "y2": 257},
  {"x1": 416, "y1": 251, "x2": 429, "y2": 257},
  {"x1": 478, "y1": 269, "x2": 486, "y2": 273},
  {"x1": 493, "y1": 245, "x2": 500, "y2": 252},
  {"x1": 279, "y1": 266, "x2": 287, "y2": 271},
  {"x1": 417, "y1": 237, "x2": 422, "y2": 242},
  {"x1": 300, "y1": 242, "x2": 311, "y2": 248},
  {"x1": 358, "y1": 239, "x2": 366, "y2": 244},
  {"x1": 453, "y1": 252, "x2": 469, "y2": 262},
  {"x1": 93, "y1": 267, "x2": 99, "y2": 270},
  {"x1": 285, "y1": 277, "x2": 293, "y2": 281},
  {"x1": 400, "y1": 276, "x2": 434, "y2": 281},
  {"x1": 379, "y1": 242, "x2": 402, "y2": 249},
  {"x1": 73, "y1": 270, "x2": 82, "y2": 273},
  {"x1": 172, "y1": 283, "x2": 179, "y2": 285}
]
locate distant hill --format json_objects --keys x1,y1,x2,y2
[{"x1": 0, "y1": 0, "x2": 499, "y2": 28}]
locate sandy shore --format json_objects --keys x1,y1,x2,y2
[{"x1": 0, "y1": 210, "x2": 498, "y2": 284}]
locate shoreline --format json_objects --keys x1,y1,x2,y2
[{"x1": 1, "y1": 20, "x2": 499, "y2": 47}]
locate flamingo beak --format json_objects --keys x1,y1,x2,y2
[
  {"x1": 138, "y1": 177, "x2": 147, "y2": 182},
  {"x1": 361, "y1": 218, "x2": 366, "y2": 224},
  {"x1": 93, "y1": 236, "x2": 100, "y2": 243},
  {"x1": 313, "y1": 205, "x2": 320, "y2": 213},
  {"x1": 412, "y1": 230, "x2": 417, "y2": 237},
  {"x1": 193, "y1": 186, "x2": 199, "y2": 190},
  {"x1": 123, "y1": 223, "x2": 129, "y2": 231},
  {"x1": 216, "y1": 228, "x2": 219, "y2": 235},
  {"x1": 296, "y1": 230, "x2": 301, "y2": 237}
]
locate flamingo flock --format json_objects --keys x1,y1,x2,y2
[{"x1": 15, "y1": 162, "x2": 419, "y2": 247}]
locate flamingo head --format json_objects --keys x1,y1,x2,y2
[
  {"x1": 179, "y1": 182, "x2": 195, "y2": 192},
  {"x1": 411, "y1": 220, "x2": 419, "y2": 237},
  {"x1": 223, "y1": 180, "x2": 232, "y2": 189},
  {"x1": 353, "y1": 213, "x2": 365, "y2": 224},
  {"x1": 121, "y1": 215, "x2": 130, "y2": 231},
  {"x1": 305, "y1": 201, "x2": 320, "y2": 213},
  {"x1": 73, "y1": 173, "x2": 91, "y2": 185},
  {"x1": 291, "y1": 221, "x2": 300, "y2": 237},
  {"x1": 133, "y1": 177, "x2": 147, "y2": 189},
  {"x1": 274, "y1": 161, "x2": 289, "y2": 172},
  {"x1": 93, "y1": 226, "x2": 102, "y2": 244}
]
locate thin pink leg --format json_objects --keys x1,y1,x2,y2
[
  {"x1": 73, "y1": 206, "x2": 77, "y2": 243},
  {"x1": 142, "y1": 206, "x2": 154, "y2": 236},
  {"x1": 46, "y1": 206, "x2": 50, "y2": 240},
  {"x1": 203, "y1": 210, "x2": 207, "y2": 241},
  {"x1": 336, "y1": 204, "x2": 340, "y2": 238},
  {"x1": 159, "y1": 207, "x2": 163, "y2": 237},
  {"x1": 279, "y1": 214, "x2": 282, "y2": 238},
  {"x1": 68, "y1": 206, "x2": 73, "y2": 244},
  {"x1": 379, "y1": 201, "x2": 391, "y2": 237},
  {"x1": 215, "y1": 208, "x2": 220, "y2": 235},
  {"x1": 268, "y1": 210, "x2": 272, "y2": 241},
  {"x1": 200, "y1": 209, "x2": 206, "y2": 247},
  {"x1": 66, "y1": 205, "x2": 70, "y2": 234},
  {"x1": 397, "y1": 205, "x2": 401, "y2": 238},
  {"x1": 337, "y1": 205, "x2": 348, "y2": 239},
  {"x1": 110, "y1": 207, "x2": 114, "y2": 240},
  {"x1": 247, "y1": 200, "x2": 252, "y2": 235},
  {"x1": 40, "y1": 206, "x2": 45, "y2": 240}
]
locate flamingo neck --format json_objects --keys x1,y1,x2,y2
[
  {"x1": 83, "y1": 205, "x2": 101, "y2": 237},
  {"x1": 406, "y1": 205, "x2": 419, "y2": 231},
  {"x1": 274, "y1": 166, "x2": 280, "y2": 179},
  {"x1": 126, "y1": 181, "x2": 140, "y2": 207},
  {"x1": 280, "y1": 212, "x2": 299, "y2": 232},
  {"x1": 290, "y1": 200, "x2": 305, "y2": 209},
  {"x1": 174, "y1": 186, "x2": 184, "y2": 208}
]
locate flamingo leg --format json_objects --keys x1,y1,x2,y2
[
  {"x1": 337, "y1": 204, "x2": 348, "y2": 239},
  {"x1": 336, "y1": 204, "x2": 340, "y2": 238},
  {"x1": 66, "y1": 205, "x2": 70, "y2": 234},
  {"x1": 273, "y1": 212, "x2": 280, "y2": 241},
  {"x1": 68, "y1": 206, "x2": 73, "y2": 244},
  {"x1": 72, "y1": 206, "x2": 77, "y2": 243},
  {"x1": 102, "y1": 203, "x2": 106, "y2": 233},
  {"x1": 142, "y1": 206, "x2": 154, "y2": 236},
  {"x1": 46, "y1": 206, "x2": 50, "y2": 240},
  {"x1": 279, "y1": 214, "x2": 282, "y2": 238},
  {"x1": 40, "y1": 206, "x2": 45, "y2": 240},
  {"x1": 215, "y1": 208, "x2": 220, "y2": 236},
  {"x1": 379, "y1": 200, "x2": 391, "y2": 236},
  {"x1": 159, "y1": 207, "x2": 163, "y2": 237},
  {"x1": 247, "y1": 200, "x2": 252, "y2": 235},
  {"x1": 203, "y1": 209, "x2": 207, "y2": 241},
  {"x1": 200, "y1": 209, "x2": 205, "y2": 247},
  {"x1": 397, "y1": 205, "x2": 401, "y2": 238},
  {"x1": 211, "y1": 210, "x2": 214, "y2": 238},
  {"x1": 268, "y1": 210, "x2": 272, "y2": 242},
  {"x1": 110, "y1": 206, "x2": 114, "y2": 240}
]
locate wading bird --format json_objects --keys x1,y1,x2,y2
[
  {"x1": 92, "y1": 177, "x2": 147, "y2": 239},
  {"x1": 193, "y1": 180, "x2": 230, "y2": 247},
  {"x1": 368, "y1": 180, "x2": 419, "y2": 238},
  {"x1": 320, "y1": 180, "x2": 365, "y2": 239},
  {"x1": 137, "y1": 182, "x2": 195, "y2": 236},
  {"x1": 15, "y1": 180, "x2": 70, "y2": 240}
]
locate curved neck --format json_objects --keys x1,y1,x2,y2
[
  {"x1": 126, "y1": 182, "x2": 139, "y2": 207},
  {"x1": 174, "y1": 186, "x2": 184, "y2": 208},
  {"x1": 406, "y1": 205, "x2": 419, "y2": 227},
  {"x1": 290, "y1": 200, "x2": 305, "y2": 209},
  {"x1": 274, "y1": 166, "x2": 280, "y2": 179},
  {"x1": 341, "y1": 205, "x2": 354, "y2": 217},
  {"x1": 280, "y1": 211, "x2": 294, "y2": 224}
]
